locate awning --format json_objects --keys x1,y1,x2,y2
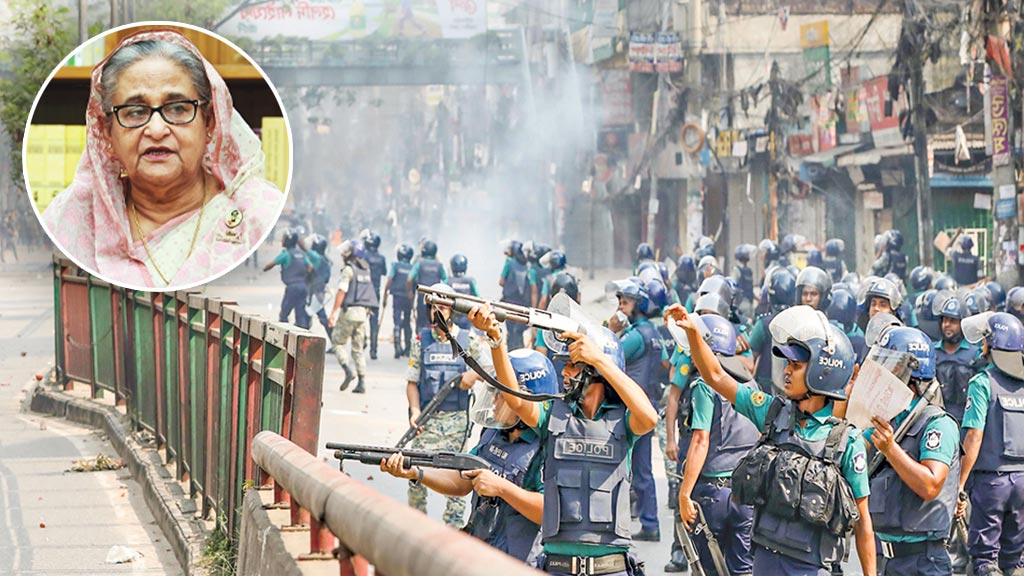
[
  {"x1": 837, "y1": 143, "x2": 914, "y2": 167},
  {"x1": 930, "y1": 173, "x2": 993, "y2": 188}
]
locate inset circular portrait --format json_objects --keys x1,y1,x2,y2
[{"x1": 25, "y1": 22, "x2": 292, "y2": 290}]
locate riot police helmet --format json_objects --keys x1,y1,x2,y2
[
  {"x1": 825, "y1": 238, "x2": 845, "y2": 257},
  {"x1": 984, "y1": 281, "x2": 1006, "y2": 309},
  {"x1": 541, "y1": 250, "x2": 568, "y2": 271},
  {"x1": 963, "y1": 289, "x2": 991, "y2": 316},
  {"x1": 421, "y1": 240, "x2": 438, "y2": 258},
  {"x1": 962, "y1": 312, "x2": 1024, "y2": 380},
  {"x1": 734, "y1": 243, "x2": 756, "y2": 264},
  {"x1": 859, "y1": 276, "x2": 903, "y2": 315},
  {"x1": 309, "y1": 234, "x2": 328, "y2": 255},
  {"x1": 807, "y1": 248, "x2": 824, "y2": 268},
  {"x1": 767, "y1": 268, "x2": 797, "y2": 309},
  {"x1": 797, "y1": 266, "x2": 833, "y2": 310},
  {"x1": 636, "y1": 242, "x2": 655, "y2": 262},
  {"x1": 282, "y1": 228, "x2": 300, "y2": 248},
  {"x1": 366, "y1": 233, "x2": 382, "y2": 251},
  {"x1": 887, "y1": 229, "x2": 905, "y2": 251},
  {"x1": 643, "y1": 279, "x2": 671, "y2": 315},
  {"x1": 450, "y1": 254, "x2": 468, "y2": 275},
  {"x1": 697, "y1": 255, "x2": 721, "y2": 278},
  {"x1": 909, "y1": 266, "x2": 934, "y2": 293},
  {"x1": 827, "y1": 289, "x2": 857, "y2": 333},
  {"x1": 770, "y1": 306, "x2": 856, "y2": 400},
  {"x1": 960, "y1": 236, "x2": 974, "y2": 252},
  {"x1": 676, "y1": 255, "x2": 696, "y2": 285},
  {"x1": 1006, "y1": 286, "x2": 1024, "y2": 321},
  {"x1": 548, "y1": 272, "x2": 580, "y2": 302},
  {"x1": 864, "y1": 312, "x2": 904, "y2": 347},
  {"x1": 396, "y1": 243, "x2": 414, "y2": 262},
  {"x1": 470, "y1": 349, "x2": 559, "y2": 429},
  {"x1": 615, "y1": 279, "x2": 650, "y2": 316},
  {"x1": 759, "y1": 239, "x2": 781, "y2": 265},
  {"x1": 872, "y1": 326, "x2": 936, "y2": 381},
  {"x1": 781, "y1": 233, "x2": 805, "y2": 255},
  {"x1": 657, "y1": 262, "x2": 671, "y2": 284},
  {"x1": 933, "y1": 274, "x2": 958, "y2": 292}
]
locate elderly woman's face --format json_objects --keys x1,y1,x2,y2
[{"x1": 107, "y1": 56, "x2": 210, "y2": 193}]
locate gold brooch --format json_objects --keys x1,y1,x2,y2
[{"x1": 225, "y1": 209, "x2": 243, "y2": 229}]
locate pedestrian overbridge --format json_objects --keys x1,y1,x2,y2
[{"x1": 252, "y1": 32, "x2": 527, "y2": 87}]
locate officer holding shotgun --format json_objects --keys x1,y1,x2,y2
[
  {"x1": 404, "y1": 282, "x2": 491, "y2": 527},
  {"x1": 381, "y1": 348, "x2": 557, "y2": 562}
]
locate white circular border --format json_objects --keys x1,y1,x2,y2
[{"x1": 23, "y1": 20, "x2": 295, "y2": 292}]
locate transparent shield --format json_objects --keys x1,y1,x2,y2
[
  {"x1": 962, "y1": 311, "x2": 995, "y2": 344},
  {"x1": 930, "y1": 290, "x2": 957, "y2": 317},
  {"x1": 768, "y1": 305, "x2": 832, "y2": 348},
  {"x1": 863, "y1": 346, "x2": 916, "y2": 383},
  {"x1": 542, "y1": 292, "x2": 599, "y2": 355},
  {"x1": 864, "y1": 312, "x2": 903, "y2": 346},
  {"x1": 469, "y1": 381, "x2": 520, "y2": 429},
  {"x1": 665, "y1": 313, "x2": 712, "y2": 355}
]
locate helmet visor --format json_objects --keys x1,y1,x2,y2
[
  {"x1": 665, "y1": 313, "x2": 713, "y2": 355},
  {"x1": 863, "y1": 346, "x2": 916, "y2": 384},
  {"x1": 768, "y1": 306, "x2": 833, "y2": 348},
  {"x1": 962, "y1": 311, "x2": 995, "y2": 344},
  {"x1": 864, "y1": 312, "x2": 903, "y2": 346},
  {"x1": 930, "y1": 290, "x2": 957, "y2": 317},
  {"x1": 469, "y1": 381, "x2": 520, "y2": 429},
  {"x1": 542, "y1": 292, "x2": 597, "y2": 356}
]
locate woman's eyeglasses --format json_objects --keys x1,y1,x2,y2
[{"x1": 109, "y1": 100, "x2": 205, "y2": 129}]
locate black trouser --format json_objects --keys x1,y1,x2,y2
[
  {"x1": 394, "y1": 299, "x2": 412, "y2": 355},
  {"x1": 368, "y1": 308, "x2": 380, "y2": 356}
]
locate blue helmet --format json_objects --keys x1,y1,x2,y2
[
  {"x1": 960, "y1": 236, "x2": 974, "y2": 251},
  {"x1": 759, "y1": 239, "x2": 781, "y2": 265},
  {"x1": 964, "y1": 289, "x2": 991, "y2": 316},
  {"x1": 825, "y1": 238, "x2": 845, "y2": 257},
  {"x1": 796, "y1": 266, "x2": 833, "y2": 310},
  {"x1": 887, "y1": 229, "x2": 904, "y2": 251},
  {"x1": 636, "y1": 261, "x2": 659, "y2": 281},
  {"x1": 827, "y1": 289, "x2": 857, "y2": 333},
  {"x1": 676, "y1": 255, "x2": 696, "y2": 285},
  {"x1": 859, "y1": 277, "x2": 903, "y2": 315},
  {"x1": 636, "y1": 242, "x2": 655, "y2": 262},
  {"x1": 807, "y1": 247, "x2": 824, "y2": 268},
  {"x1": 450, "y1": 254, "x2": 468, "y2": 275},
  {"x1": 934, "y1": 274, "x2": 958, "y2": 292},
  {"x1": 962, "y1": 312, "x2": 1024, "y2": 380},
  {"x1": 767, "y1": 268, "x2": 797, "y2": 309},
  {"x1": 780, "y1": 233, "x2": 803, "y2": 254},
  {"x1": 615, "y1": 279, "x2": 649, "y2": 315},
  {"x1": 984, "y1": 281, "x2": 1007, "y2": 309},
  {"x1": 544, "y1": 250, "x2": 567, "y2": 271},
  {"x1": 1007, "y1": 286, "x2": 1024, "y2": 319},
  {"x1": 697, "y1": 255, "x2": 721, "y2": 278},
  {"x1": 734, "y1": 243, "x2": 756, "y2": 264},
  {"x1": 933, "y1": 292, "x2": 964, "y2": 320},
  {"x1": 875, "y1": 326, "x2": 936, "y2": 381},
  {"x1": 397, "y1": 243, "x2": 414, "y2": 262},
  {"x1": 915, "y1": 289, "x2": 940, "y2": 321},
  {"x1": 908, "y1": 266, "x2": 934, "y2": 293},
  {"x1": 422, "y1": 240, "x2": 438, "y2": 258},
  {"x1": 366, "y1": 232, "x2": 382, "y2": 251},
  {"x1": 508, "y1": 240, "x2": 526, "y2": 263},
  {"x1": 282, "y1": 228, "x2": 300, "y2": 248},
  {"x1": 770, "y1": 307, "x2": 856, "y2": 400},
  {"x1": 701, "y1": 313, "x2": 738, "y2": 356},
  {"x1": 533, "y1": 243, "x2": 552, "y2": 263},
  {"x1": 309, "y1": 233, "x2": 328, "y2": 254},
  {"x1": 508, "y1": 349, "x2": 560, "y2": 395},
  {"x1": 643, "y1": 279, "x2": 671, "y2": 315},
  {"x1": 549, "y1": 272, "x2": 580, "y2": 302},
  {"x1": 657, "y1": 262, "x2": 670, "y2": 284}
]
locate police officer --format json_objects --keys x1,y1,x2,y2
[
  {"x1": 873, "y1": 230, "x2": 908, "y2": 280},
  {"x1": 822, "y1": 238, "x2": 848, "y2": 283},
  {"x1": 676, "y1": 313, "x2": 758, "y2": 576},
  {"x1": 538, "y1": 250, "x2": 569, "y2": 310},
  {"x1": 747, "y1": 268, "x2": 796, "y2": 393},
  {"x1": 950, "y1": 236, "x2": 981, "y2": 287},
  {"x1": 674, "y1": 255, "x2": 697, "y2": 311},
  {"x1": 405, "y1": 283, "x2": 490, "y2": 527},
  {"x1": 382, "y1": 243, "x2": 414, "y2": 358},
  {"x1": 408, "y1": 240, "x2": 447, "y2": 333},
  {"x1": 916, "y1": 290, "x2": 942, "y2": 342},
  {"x1": 529, "y1": 243, "x2": 552, "y2": 308},
  {"x1": 363, "y1": 232, "x2": 387, "y2": 360},
  {"x1": 499, "y1": 240, "x2": 532, "y2": 350},
  {"x1": 864, "y1": 327, "x2": 961, "y2": 576},
  {"x1": 534, "y1": 272, "x2": 581, "y2": 386},
  {"x1": 858, "y1": 276, "x2": 904, "y2": 333},
  {"x1": 263, "y1": 228, "x2": 313, "y2": 329},
  {"x1": 984, "y1": 281, "x2": 1006, "y2": 311},
  {"x1": 909, "y1": 266, "x2": 935, "y2": 304},
  {"x1": 828, "y1": 288, "x2": 866, "y2": 362},
  {"x1": 380, "y1": 348, "x2": 556, "y2": 562},
  {"x1": 666, "y1": 303, "x2": 876, "y2": 576},
  {"x1": 933, "y1": 294, "x2": 982, "y2": 421},
  {"x1": 306, "y1": 234, "x2": 333, "y2": 345},
  {"x1": 1007, "y1": 287, "x2": 1024, "y2": 323},
  {"x1": 467, "y1": 301, "x2": 659, "y2": 576},
  {"x1": 448, "y1": 253, "x2": 479, "y2": 330},
  {"x1": 732, "y1": 244, "x2": 757, "y2": 313},
  {"x1": 328, "y1": 240, "x2": 378, "y2": 393},
  {"x1": 797, "y1": 266, "x2": 833, "y2": 312},
  {"x1": 957, "y1": 311, "x2": 1024, "y2": 576},
  {"x1": 697, "y1": 255, "x2": 720, "y2": 282},
  {"x1": 612, "y1": 279, "x2": 662, "y2": 541}
]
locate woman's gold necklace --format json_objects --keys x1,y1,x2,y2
[{"x1": 130, "y1": 172, "x2": 209, "y2": 286}]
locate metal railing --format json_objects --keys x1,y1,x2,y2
[
  {"x1": 53, "y1": 257, "x2": 326, "y2": 535},
  {"x1": 251, "y1": 431, "x2": 542, "y2": 576}
]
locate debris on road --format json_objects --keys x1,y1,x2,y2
[
  {"x1": 105, "y1": 545, "x2": 143, "y2": 564},
  {"x1": 68, "y1": 453, "x2": 125, "y2": 472}
]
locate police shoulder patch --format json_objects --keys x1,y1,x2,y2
[
  {"x1": 924, "y1": 429, "x2": 943, "y2": 451},
  {"x1": 853, "y1": 452, "x2": 867, "y2": 474},
  {"x1": 751, "y1": 391, "x2": 767, "y2": 407},
  {"x1": 679, "y1": 365, "x2": 690, "y2": 376},
  {"x1": 965, "y1": 397, "x2": 972, "y2": 412}
]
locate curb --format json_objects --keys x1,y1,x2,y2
[{"x1": 29, "y1": 383, "x2": 209, "y2": 576}]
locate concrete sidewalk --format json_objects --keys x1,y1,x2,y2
[{"x1": 0, "y1": 265, "x2": 182, "y2": 575}]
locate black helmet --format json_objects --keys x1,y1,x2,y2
[
  {"x1": 767, "y1": 268, "x2": 797, "y2": 310},
  {"x1": 825, "y1": 238, "x2": 845, "y2": 257},
  {"x1": 694, "y1": 236, "x2": 716, "y2": 260},
  {"x1": 534, "y1": 243, "x2": 551, "y2": 261},
  {"x1": 887, "y1": 229, "x2": 904, "y2": 251},
  {"x1": 549, "y1": 271, "x2": 580, "y2": 302},
  {"x1": 450, "y1": 254, "x2": 468, "y2": 275},
  {"x1": 796, "y1": 266, "x2": 833, "y2": 310},
  {"x1": 934, "y1": 274, "x2": 958, "y2": 292},
  {"x1": 734, "y1": 243, "x2": 756, "y2": 264},
  {"x1": 366, "y1": 232, "x2": 382, "y2": 250},
  {"x1": 759, "y1": 239, "x2": 782, "y2": 265},
  {"x1": 397, "y1": 243, "x2": 414, "y2": 262},
  {"x1": 421, "y1": 240, "x2": 438, "y2": 258}
]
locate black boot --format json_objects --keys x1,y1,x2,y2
[
  {"x1": 339, "y1": 364, "x2": 355, "y2": 391},
  {"x1": 352, "y1": 377, "x2": 366, "y2": 394}
]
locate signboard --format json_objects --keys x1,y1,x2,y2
[
  {"x1": 220, "y1": 0, "x2": 488, "y2": 41},
  {"x1": 628, "y1": 31, "x2": 682, "y2": 73},
  {"x1": 800, "y1": 21, "x2": 829, "y2": 48},
  {"x1": 811, "y1": 94, "x2": 836, "y2": 153},
  {"x1": 628, "y1": 32, "x2": 655, "y2": 72},
  {"x1": 801, "y1": 21, "x2": 830, "y2": 91},
  {"x1": 863, "y1": 76, "x2": 903, "y2": 148},
  {"x1": 597, "y1": 70, "x2": 633, "y2": 126},
  {"x1": 593, "y1": 0, "x2": 619, "y2": 38},
  {"x1": 991, "y1": 74, "x2": 1011, "y2": 166}
]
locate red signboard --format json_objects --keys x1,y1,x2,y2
[{"x1": 862, "y1": 76, "x2": 903, "y2": 147}]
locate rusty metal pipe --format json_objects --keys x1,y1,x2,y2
[{"x1": 252, "y1": 431, "x2": 540, "y2": 576}]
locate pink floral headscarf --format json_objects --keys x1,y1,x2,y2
[{"x1": 42, "y1": 28, "x2": 279, "y2": 288}]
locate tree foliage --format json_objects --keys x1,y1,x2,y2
[
  {"x1": 0, "y1": 1, "x2": 76, "y2": 191},
  {"x1": 133, "y1": 0, "x2": 238, "y2": 30}
]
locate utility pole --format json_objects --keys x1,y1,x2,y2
[
  {"x1": 78, "y1": 0, "x2": 88, "y2": 44},
  {"x1": 647, "y1": 0, "x2": 673, "y2": 248},
  {"x1": 905, "y1": 0, "x2": 935, "y2": 267},
  {"x1": 766, "y1": 60, "x2": 780, "y2": 242}
]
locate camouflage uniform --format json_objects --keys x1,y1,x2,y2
[
  {"x1": 405, "y1": 325, "x2": 491, "y2": 527},
  {"x1": 332, "y1": 266, "x2": 368, "y2": 378}
]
